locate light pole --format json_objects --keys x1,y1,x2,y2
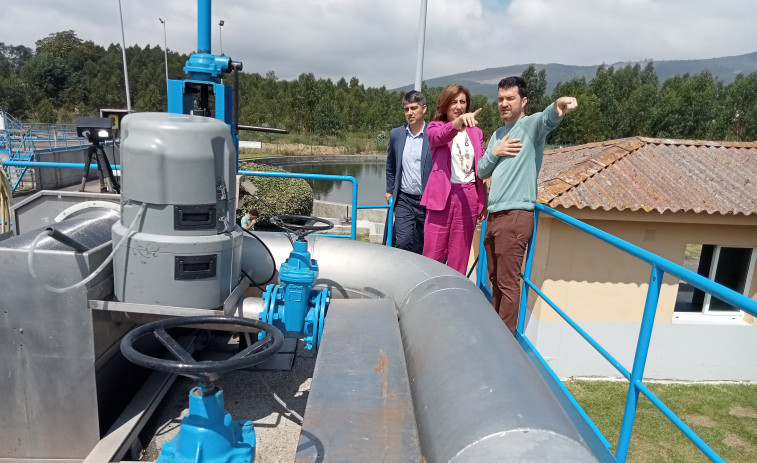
[
  {"x1": 218, "y1": 19, "x2": 224, "y2": 55},
  {"x1": 414, "y1": 0, "x2": 428, "y2": 91},
  {"x1": 117, "y1": 0, "x2": 132, "y2": 112},
  {"x1": 159, "y1": 18, "x2": 168, "y2": 86}
]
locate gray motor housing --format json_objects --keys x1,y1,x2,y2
[{"x1": 112, "y1": 113, "x2": 242, "y2": 308}]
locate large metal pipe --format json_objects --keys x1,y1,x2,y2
[{"x1": 242, "y1": 233, "x2": 601, "y2": 462}]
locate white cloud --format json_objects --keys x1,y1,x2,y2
[{"x1": 1, "y1": 0, "x2": 754, "y2": 88}]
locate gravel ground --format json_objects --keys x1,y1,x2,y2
[{"x1": 139, "y1": 340, "x2": 317, "y2": 462}]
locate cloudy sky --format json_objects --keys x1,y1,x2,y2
[{"x1": 2, "y1": 0, "x2": 755, "y2": 88}]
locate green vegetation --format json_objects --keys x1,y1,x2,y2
[
  {"x1": 237, "y1": 161, "x2": 313, "y2": 229},
  {"x1": 3, "y1": 31, "x2": 757, "y2": 147},
  {"x1": 565, "y1": 380, "x2": 757, "y2": 462},
  {"x1": 685, "y1": 243, "x2": 703, "y2": 259}
]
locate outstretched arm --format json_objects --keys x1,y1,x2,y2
[
  {"x1": 452, "y1": 108, "x2": 482, "y2": 131},
  {"x1": 554, "y1": 97, "x2": 578, "y2": 117}
]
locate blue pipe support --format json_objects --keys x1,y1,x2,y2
[{"x1": 157, "y1": 383, "x2": 255, "y2": 463}]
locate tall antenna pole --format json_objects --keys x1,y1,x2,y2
[
  {"x1": 413, "y1": 0, "x2": 428, "y2": 91},
  {"x1": 118, "y1": 0, "x2": 132, "y2": 111}
]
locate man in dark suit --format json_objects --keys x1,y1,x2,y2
[{"x1": 385, "y1": 90, "x2": 432, "y2": 254}]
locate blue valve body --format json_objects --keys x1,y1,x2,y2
[{"x1": 158, "y1": 384, "x2": 255, "y2": 462}]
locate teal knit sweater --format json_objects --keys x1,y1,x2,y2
[{"x1": 478, "y1": 103, "x2": 563, "y2": 212}]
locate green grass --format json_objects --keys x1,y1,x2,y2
[
  {"x1": 564, "y1": 380, "x2": 757, "y2": 462},
  {"x1": 238, "y1": 131, "x2": 388, "y2": 159},
  {"x1": 685, "y1": 243, "x2": 703, "y2": 259}
]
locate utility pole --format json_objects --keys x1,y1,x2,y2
[
  {"x1": 159, "y1": 18, "x2": 169, "y2": 87},
  {"x1": 414, "y1": 0, "x2": 428, "y2": 91},
  {"x1": 118, "y1": 0, "x2": 132, "y2": 111}
]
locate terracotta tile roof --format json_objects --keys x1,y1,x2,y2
[{"x1": 538, "y1": 137, "x2": 757, "y2": 215}]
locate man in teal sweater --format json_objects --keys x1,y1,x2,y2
[{"x1": 478, "y1": 76, "x2": 578, "y2": 333}]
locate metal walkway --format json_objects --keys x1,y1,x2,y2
[{"x1": 0, "y1": 109, "x2": 87, "y2": 192}]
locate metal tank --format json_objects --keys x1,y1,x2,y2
[
  {"x1": 112, "y1": 112, "x2": 243, "y2": 308},
  {"x1": 0, "y1": 204, "x2": 134, "y2": 459}
]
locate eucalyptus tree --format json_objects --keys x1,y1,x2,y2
[{"x1": 714, "y1": 72, "x2": 757, "y2": 141}]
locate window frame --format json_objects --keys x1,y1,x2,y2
[{"x1": 673, "y1": 245, "x2": 756, "y2": 325}]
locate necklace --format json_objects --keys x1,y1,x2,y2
[{"x1": 454, "y1": 132, "x2": 472, "y2": 173}]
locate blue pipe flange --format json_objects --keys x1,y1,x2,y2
[
  {"x1": 316, "y1": 288, "x2": 329, "y2": 348},
  {"x1": 303, "y1": 301, "x2": 317, "y2": 350},
  {"x1": 259, "y1": 284, "x2": 282, "y2": 340},
  {"x1": 303, "y1": 288, "x2": 330, "y2": 350}
]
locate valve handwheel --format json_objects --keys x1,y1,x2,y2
[
  {"x1": 120, "y1": 315, "x2": 284, "y2": 382},
  {"x1": 270, "y1": 214, "x2": 334, "y2": 239}
]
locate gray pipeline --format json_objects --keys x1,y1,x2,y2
[{"x1": 242, "y1": 232, "x2": 600, "y2": 463}]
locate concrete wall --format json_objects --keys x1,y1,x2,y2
[
  {"x1": 33, "y1": 146, "x2": 121, "y2": 191},
  {"x1": 312, "y1": 199, "x2": 388, "y2": 224},
  {"x1": 524, "y1": 208, "x2": 757, "y2": 381}
]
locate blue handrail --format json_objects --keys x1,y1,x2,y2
[
  {"x1": 238, "y1": 169, "x2": 359, "y2": 240},
  {"x1": 477, "y1": 202, "x2": 756, "y2": 462},
  {"x1": 359, "y1": 195, "x2": 394, "y2": 246},
  {"x1": 3, "y1": 161, "x2": 393, "y2": 242}
]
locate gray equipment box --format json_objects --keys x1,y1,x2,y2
[{"x1": 112, "y1": 113, "x2": 242, "y2": 309}]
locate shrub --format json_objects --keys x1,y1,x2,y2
[{"x1": 237, "y1": 161, "x2": 313, "y2": 229}]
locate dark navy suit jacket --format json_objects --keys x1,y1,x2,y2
[{"x1": 385, "y1": 123, "x2": 432, "y2": 199}]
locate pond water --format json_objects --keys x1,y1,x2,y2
[{"x1": 278, "y1": 161, "x2": 387, "y2": 206}]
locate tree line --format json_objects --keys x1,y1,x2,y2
[{"x1": 2, "y1": 31, "x2": 757, "y2": 146}]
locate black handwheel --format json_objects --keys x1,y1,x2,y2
[
  {"x1": 270, "y1": 214, "x2": 334, "y2": 239},
  {"x1": 120, "y1": 315, "x2": 284, "y2": 382}
]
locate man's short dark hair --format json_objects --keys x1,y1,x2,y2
[
  {"x1": 248, "y1": 209, "x2": 259, "y2": 217},
  {"x1": 402, "y1": 90, "x2": 427, "y2": 107},
  {"x1": 498, "y1": 76, "x2": 529, "y2": 99}
]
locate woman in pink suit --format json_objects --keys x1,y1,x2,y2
[{"x1": 420, "y1": 84, "x2": 487, "y2": 274}]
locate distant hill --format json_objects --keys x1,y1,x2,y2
[{"x1": 395, "y1": 51, "x2": 757, "y2": 100}]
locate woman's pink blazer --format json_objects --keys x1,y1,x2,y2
[{"x1": 420, "y1": 120, "x2": 485, "y2": 214}]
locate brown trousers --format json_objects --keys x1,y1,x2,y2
[{"x1": 483, "y1": 209, "x2": 534, "y2": 333}]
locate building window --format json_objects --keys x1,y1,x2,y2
[{"x1": 674, "y1": 244, "x2": 756, "y2": 321}]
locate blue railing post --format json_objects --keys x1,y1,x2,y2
[
  {"x1": 386, "y1": 196, "x2": 394, "y2": 247},
  {"x1": 517, "y1": 208, "x2": 540, "y2": 335},
  {"x1": 476, "y1": 219, "x2": 487, "y2": 294},
  {"x1": 616, "y1": 263, "x2": 664, "y2": 461}
]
